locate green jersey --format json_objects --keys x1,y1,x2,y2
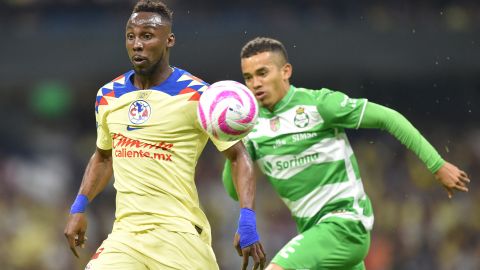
[
  {"x1": 223, "y1": 83, "x2": 445, "y2": 269},
  {"x1": 244, "y1": 85, "x2": 373, "y2": 233}
]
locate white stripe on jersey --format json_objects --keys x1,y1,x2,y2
[
  {"x1": 249, "y1": 105, "x2": 324, "y2": 139},
  {"x1": 257, "y1": 133, "x2": 354, "y2": 179},
  {"x1": 282, "y1": 180, "x2": 374, "y2": 230}
]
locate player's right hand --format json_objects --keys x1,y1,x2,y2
[
  {"x1": 234, "y1": 232, "x2": 266, "y2": 270},
  {"x1": 64, "y1": 213, "x2": 88, "y2": 258}
]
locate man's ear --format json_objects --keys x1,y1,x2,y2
[
  {"x1": 167, "y1": 33, "x2": 175, "y2": 48},
  {"x1": 282, "y1": 63, "x2": 292, "y2": 81}
]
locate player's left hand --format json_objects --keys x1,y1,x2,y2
[
  {"x1": 234, "y1": 232, "x2": 266, "y2": 270},
  {"x1": 434, "y1": 161, "x2": 470, "y2": 198}
]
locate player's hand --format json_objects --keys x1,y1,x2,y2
[
  {"x1": 234, "y1": 232, "x2": 266, "y2": 270},
  {"x1": 434, "y1": 161, "x2": 470, "y2": 199},
  {"x1": 64, "y1": 213, "x2": 88, "y2": 258}
]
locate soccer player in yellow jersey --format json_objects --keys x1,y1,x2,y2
[{"x1": 64, "y1": 1, "x2": 266, "y2": 269}]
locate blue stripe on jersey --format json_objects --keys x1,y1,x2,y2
[
  {"x1": 123, "y1": 67, "x2": 208, "y2": 95},
  {"x1": 95, "y1": 67, "x2": 208, "y2": 113}
]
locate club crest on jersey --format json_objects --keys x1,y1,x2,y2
[
  {"x1": 128, "y1": 100, "x2": 151, "y2": 124},
  {"x1": 294, "y1": 107, "x2": 309, "y2": 128},
  {"x1": 270, "y1": 117, "x2": 280, "y2": 132}
]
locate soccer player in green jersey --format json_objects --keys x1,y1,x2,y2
[{"x1": 223, "y1": 37, "x2": 470, "y2": 270}]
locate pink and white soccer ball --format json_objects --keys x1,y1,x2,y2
[{"x1": 197, "y1": 80, "x2": 258, "y2": 141}]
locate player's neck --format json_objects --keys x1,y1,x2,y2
[
  {"x1": 133, "y1": 64, "x2": 173, "y2": 90},
  {"x1": 267, "y1": 83, "x2": 291, "y2": 112}
]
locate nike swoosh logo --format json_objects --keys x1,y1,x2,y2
[{"x1": 127, "y1": 125, "x2": 144, "y2": 131}]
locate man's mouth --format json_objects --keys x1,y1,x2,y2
[
  {"x1": 255, "y1": 90, "x2": 266, "y2": 99},
  {"x1": 132, "y1": 55, "x2": 147, "y2": 64}
]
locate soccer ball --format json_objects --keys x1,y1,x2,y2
[{"x1": 197, "y1": 80, "x2": 258, "y2": 141}]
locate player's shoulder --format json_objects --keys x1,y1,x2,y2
[
  {"x1": 294, "y1": 86, "x2": 335, "y2": 96},
  {"x1": 96, "y1": 70, "x2": 135, "y2": 97},
  {"x1": 174, "y1": 67, "x2": 210, "y2": 87},
  {"x1": 290, "y1": 86, "x2": 338, "y2": 104},
  {"x1": 158, "y1": 66, "x2": 209, "y2": 97},
  {"x1": 95, "y1": 70, "x2": 135, "y2": 113}
]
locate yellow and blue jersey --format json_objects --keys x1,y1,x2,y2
[{"x1": 95, "y1": 67, "x2": 235, "y2": 244}]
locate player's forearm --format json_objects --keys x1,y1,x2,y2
[
  {"x1": 231, "y1": 151, "x2": 256, "y2": 209},
  {"x1": 223, "y1": 142, "x2": 256, "y2": 209},
  {"x1": 359, "y1": 102, "x2": 444, "y2": 173},
  {"x1": 78, "y1": 148, "x2": 113, "y2": 201}
]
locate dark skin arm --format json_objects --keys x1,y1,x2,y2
[
  {"x1": 223, "y1": 142, "x2": 266, "y2": 270},
  {"x1": 64, "y1": 147, "x2": 113, "y2": 258}
]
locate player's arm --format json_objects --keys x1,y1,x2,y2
[
  {"x1": 64, "y1": 147, "x2": 113, "y2": 258},
  {"x1": 358, "y1": 102, "x2": 470, "y2": 198},
  {"x1": 223, "y1": 141, "x2": 266, "y2": 270}
]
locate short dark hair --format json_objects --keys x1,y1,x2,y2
[
  {"x1": 240, "y1": 37, "x2": 288, "y2": 62},
  {"x1": 132, "y1": 0, "x2": 173, "y2": 24}
]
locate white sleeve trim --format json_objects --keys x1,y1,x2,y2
[{"x1": 355, "y1": 99, "x2": 368, "y2": 129}]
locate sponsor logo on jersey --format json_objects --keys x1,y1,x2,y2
[
  {"x1": 263, "y1": 161, "x2": 273, "y2": 174},
  {"x1": 112, "y1": 133, "x2": 174, "y2": 161},
  {"x1": 275, "y1": 152, "x2": 319, "y2": 171},
  {"x1": 292, "y1": 132, "x2": 317, "y2": 143},
  {"x1": 126, "y1": 125, "x2": 144, "y2": 131},
  {"x1": 273, "y1": 139, "x2": 287, "y2": 149},
  {"x1": 293, "y1": 107, "x2": 309, "y2": 128},
  {"x1": 128, "y1": 100, "x2": 151, "y2": 124}
]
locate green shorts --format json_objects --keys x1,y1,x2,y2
[{"x1": 271, "y1": 217, "x2": 370, "y2": 270}]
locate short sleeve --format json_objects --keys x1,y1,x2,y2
[
  {"x1": 209, "y1": 135, "x2": 238, "y2": 152},
  {"x1": 95, "y1": 98, "x2": 112, "y2": 150},
  {"x1": 192, "y1": 111, "x2": 238, "y2": 151},
  {"x1": 316, "y1": 88, "x2": 368, "y2": 129}
]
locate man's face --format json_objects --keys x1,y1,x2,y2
[
  {"x1": 125, "y1": 12, "x2": 174, "y2": 75},
  {"x1": 241, "y1": 51, "x2": 291, "y2": 110}
]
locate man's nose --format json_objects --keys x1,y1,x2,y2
[
  {"x1": 252, "y1": 77, "x2": 262, "y2": 89},
  {"x1": 133, "y1": 38, "x2": 143, "y2": 51}
]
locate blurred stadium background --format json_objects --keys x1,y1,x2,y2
[{"x1": 0, "y1": 0, "x2": 479, "y2": 269}]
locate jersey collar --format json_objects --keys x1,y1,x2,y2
[
  {"x1": 268, "y1": 85, "x2": 296, "y2": 113},
  {"x1": 125, "y1": 67, "x2": 181, "y2": 92}
]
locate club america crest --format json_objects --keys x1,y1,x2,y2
[
  {"x1": 128, "y1": 100, "x2": 151, "y2": 124},
  {"x1": 270, "y1": 117, "x2": 280, "y2": 132},
  {"x1": 294, "y1": 107, "x2": 309, "y2": 128}
]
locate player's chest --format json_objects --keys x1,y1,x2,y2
[
  {"x1": 105, "y1": 92, "x2": 196, "y2": 136},
  {"x1": 250, "y1": 105, "x2": 326, "y2": 148}
]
